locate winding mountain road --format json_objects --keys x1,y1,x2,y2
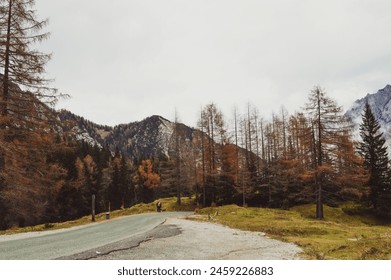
[
  {"x1": 0, "y1": 212, "x2": 302, "y2": 260},
  {"x1": 0, "y1": 212, "x2": 189, "y2": 260}
]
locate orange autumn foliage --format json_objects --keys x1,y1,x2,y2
[{"x1": 134, "y1": 160, "x2": 160, "y2": 189}]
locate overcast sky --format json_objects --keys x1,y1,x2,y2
[{"x1": 35, "y1": 0, "x2": 391, "y2": 127}]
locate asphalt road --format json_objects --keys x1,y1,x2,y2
[{"x1": 0, "y1": 212, "x2": 190, "y2": 260}]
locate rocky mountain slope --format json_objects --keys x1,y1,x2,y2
[
  {"x1": 345, "y1": 84, "x2": 391, "y2": 147},
  {"x1": 59, "y1": 110, "x2": 195, "y2": 162}
]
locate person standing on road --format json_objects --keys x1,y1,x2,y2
[{"x1": 156, "y1": 201, "x2": 162, "y2": 212}]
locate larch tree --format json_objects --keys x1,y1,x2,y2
[
  {"x1": 0, "y1": 0, "x2": 59, "y2": 121},
  {"x1": 245, "y1": 104, "x2": 259, "y2": 191},
  {"x1": 133, "y1": 160, "x2": 160, "y2": 203},
  {"x1": 0, "y1": 0, "x2": 63, "y2": 228},
  {"x1": 198, "y1": 103, "x2": 225, "y2": 205},
  {"x1": 305, "y1": 86, "x2": 345, "y2": 219},
  {"x1": 164, "y1": 110, "x2": 195, "y2": 205},
  {"x1": 172, "y1": 110, "x2": 182, "y2": 205},
  {"x1": 334, "y1": 131, "x2": 367, "y2": 201},
  {"x1": 108, "y1": 156, "x2": 122, "y2": 210},
  {"x1": 357, "y1": 103, "x2": 391, "y2": 215},
  {"x1": 200, "y1": 104, "x2": 225, "y2": 174},
  {"x1": 119, "y1": 155, "x2": 133, "y2": 208},
  {"x1": 197, "y1": 109, "x2": 207, "y2": 206},
  {"x1": 1, "y1": 0, "x2": 53, "y2": 82}
]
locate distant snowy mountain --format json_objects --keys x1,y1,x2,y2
[
  {"x1": 345, "y1": 84, "x2": 391, "y2": 148},
  {"x1": 59, "y1": 111, "x2": 195, "y2": 162}
]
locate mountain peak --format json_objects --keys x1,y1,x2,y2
[
  {"x1": 347, "y1": 85, "x2": 391, "y2": 115},
  {"x1": 346, "y1": 84, "x2": 391, "y2": 149},
  {"x1": 378, "y1": 84, "x2": 391, "y2": 94},
  {"x1": 144, "y1": 115, "x2": 171, "y2": 123},
  {"x1": 59, "y1": 111, "x2": 194, "y2": 161}
]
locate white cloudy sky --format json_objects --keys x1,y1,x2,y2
[{"x1": 35, "y1": 0, "x2": 391, "y2": 126}]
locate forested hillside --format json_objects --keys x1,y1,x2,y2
[
  {"x1": 1, "y1": 81, "x2": 386, "y2": 229},
  {"x1": 1, "y1": 0, "x2": 390, "y2": 230}
]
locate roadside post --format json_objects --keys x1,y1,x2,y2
[{"x1": 92, "y1": 194, "x2": 96, "y2": 222}]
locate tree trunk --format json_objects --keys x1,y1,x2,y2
[
  {"x1": 2, "y1": 0, "x2": 12, "y2": 118},
  {"x1": 316, "y1": 177, "x2": 324, "y2": 219},
  {"x1": 91, "y1": 194, "x2": 96, "y2": 222},
  {"x1": 316, "y1": 90, "x2": 324, "y2": 219}
]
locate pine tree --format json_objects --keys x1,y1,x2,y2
[{"x1": 357, "y1": 103, "x2": 391, "y2": 215}]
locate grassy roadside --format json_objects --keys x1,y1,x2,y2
[
  {"x1": 194, "y1": 204, "x2": 391, "y2": 260},
  {"x1": 0, "y1": 197, "x2": 196, "y2": 236},
  {"x1": 2, "y1": 197, "x2": 390, "y2": 260}
]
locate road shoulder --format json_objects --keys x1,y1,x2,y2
[{"x1": 93, "y1": 217, "x2": 303, "y2": 260}]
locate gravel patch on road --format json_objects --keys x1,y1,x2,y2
[{"x1": 95, "y1": 217, "x2": 302, "y2": 260}]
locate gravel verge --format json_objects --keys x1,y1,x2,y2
[{"x1": 93, "y1": 217, "x2": 303, "y2": 260}]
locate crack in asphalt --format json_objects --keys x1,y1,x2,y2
[
  {"x1": 85, "y1": 237, "x2": 153, "y2": 260},
  {"x1": 57, "y1": 220, "x2": 182, "y2": 260}
]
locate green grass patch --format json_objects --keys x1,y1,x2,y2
[
  {"x1": 195, "y1": 204, "x2": 391, "y2": 260},
  {"x1": 0, "y1": 197, "x2": 196, "y2": 236}
]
